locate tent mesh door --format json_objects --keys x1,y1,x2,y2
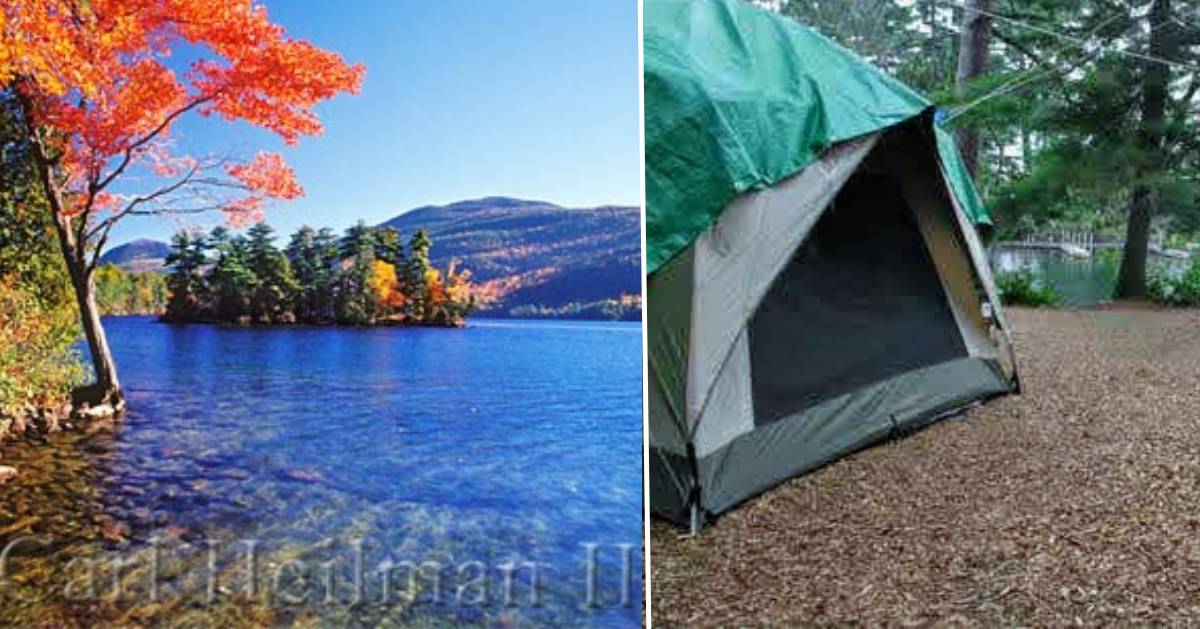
[{"x1": 747, "y1": 172, "x2": 968, "y2": 427}]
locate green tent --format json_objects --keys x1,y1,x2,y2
[{"x1": 646, "y1": 0, "x2": 1019, "y2": 530}]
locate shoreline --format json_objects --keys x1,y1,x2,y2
[
  {"x1": 98, "y1": 311, "x2": 644, "y2": 324},
  {"x1": 0, "y1": 395, "x2": 119, "y2": 482},
  {"x1": 155, "y1": 316, "x2": 468, "y2": 329}
]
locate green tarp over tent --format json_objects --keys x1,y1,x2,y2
[{"x1": 644, "y1": 0, "x2": 993, "y2": 274}]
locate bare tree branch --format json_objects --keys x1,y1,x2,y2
[
  {"x1": 88, "y1": 220, "x2": 116, "y2": 276},
  {"x1": 85, "y1": 161, "x2": 203, "y2": 243},
  {"x1": 92, "y1": 96, "x2": 212, "y2": 194},
  {"x1": 127, "y1": 204, "x2": 230, "y2": 216}
]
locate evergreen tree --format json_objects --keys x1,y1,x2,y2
[
  {"x1": 206, "y1": 227, "x2": 257, "y2": 322},
  {"x1": 245, "y1": 223, "x2": 299, "y2": 323},
  {"x1": 287, "y1": 226, "x2": 344, "y2": 323},
  {"x1": 340, "y1": 221, "x2": 377, "y2": 259},
  {"x1": 374, "y1": 226, "x2": 406, "y2": 266},
  {"x1": 312, "y1": 228, "x2": 341, "y2": 321},
  {"x1": 406, "y1": 229, "x2": 433, "y2": 320},
  {"x1": 287, "y1": 226, "x2": 319, "y2": 322},
  {"x1": 335, "y1": 229, "x2": 379, "y2": 325},
  {"x1": 163, "y1": 231, "x2": 209, "y2": 321}
]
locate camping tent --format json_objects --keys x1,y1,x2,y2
[{"x1": 646, "y1": 0, "x2": 1020, "y2": 530}]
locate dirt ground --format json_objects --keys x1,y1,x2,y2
[{"x1": 650, "y1": 305, "x2": 1200, "y2": 625}]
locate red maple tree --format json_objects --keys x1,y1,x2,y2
[{"x1": 1, "y1": 0, "x2": 363, "y2": 414}]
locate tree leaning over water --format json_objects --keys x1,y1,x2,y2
[{"x1": 0, "y1": 0, "x2": 364, "y2": 415}]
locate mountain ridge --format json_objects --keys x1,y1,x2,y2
[
  {"x1": 99, "y1": 197, "x2": 641, "y2": 320},
  {"x1": 98, "y1": 238, "x2": 171, "y2": 274},
  {"x1": 379, "y1": 197, "x2": 640, "y2": 319}
]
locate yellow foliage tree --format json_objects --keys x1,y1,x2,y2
[
  {"x1": 445, "y1": 261, "x2": 473, "y2": 304},
  {"x1": 369, "y1": 260, "x2": 407, "y2": 314},
  {"x1": 424, "y1": 267, "x2": 445, "y2": 307}
]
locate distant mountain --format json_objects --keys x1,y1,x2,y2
[
  {"x1": 99, "y1": 197, "x2": 641, "y2": 320},
  {"x1": 379, "y1": 197, "x2": 641, "y2": 319},
  {"x1": 98, "y1": 238, "x2": 170, "y2": 273}
]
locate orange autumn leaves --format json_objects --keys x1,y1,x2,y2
[
  {"x1": 1, "y1": 0, "x2": 363, "y2": 222},
  {"x1": 369, "y1": 261, "x2": 407, "y2": 311},
  {"x1": 441, "y1": 261, "x2": 473, "y2": 305},
  {"x1": 367, "y1": 260, "x2": 473, "y2": 320},
  {"x1": 224, "y1": 152, "x2": 305, "y2": 225}
]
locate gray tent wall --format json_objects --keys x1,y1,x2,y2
[{"x1": 648, "y1": 119, "x2": 1017, "y2": 527}]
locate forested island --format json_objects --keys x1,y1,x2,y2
[{"x1": 157, "y1": 222, "x2": 474, "y2": 327}]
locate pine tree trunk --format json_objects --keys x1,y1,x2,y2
[
  {"x1": 955, "y1": 0, "x2": 991, "y2": 178},
  {"x1": 1116, "y1": 186, "x2": 1153, "y2": 298},
  {"x1": 1115, "y1": 0, "x2": 1170, "y2": 299}
]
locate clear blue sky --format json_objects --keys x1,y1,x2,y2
[{"x1": 109, "y1": 0, "x2": 639, "y2": 247}]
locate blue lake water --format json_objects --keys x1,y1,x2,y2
[{"x1": 0, "y1": 317, "x2": 644, "y2": 626}]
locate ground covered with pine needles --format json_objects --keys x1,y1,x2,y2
[{"x1": 650, "y1": 305, "x2": 1200, "y2": 625}]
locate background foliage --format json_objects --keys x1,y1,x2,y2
[
  {"x1": 781, "y1": 0, "x2": 1200, "y2": 240},
  {"x1": 0, "y1": 91, "x2": 85, "y2": 425},
  {"x1": 996, "y1": 268, "x2": 1064, "y2": 306},
  {"x1": 95, "y1": 265, "x2": 168, "y2": 316}
]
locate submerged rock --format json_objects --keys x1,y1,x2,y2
[
  {"x1": 75, "y1": 403, "x2": 122, "y2": 424},
  {"x1": 282, "y1": 468, "x2": 327, "y2": 484},
  {"x1": 94, "y1": 515, "x2": 128, "y2": 542},
  {"x1": 0, "y1": 465, "x2": 16, "y2": 484},
  {"x1": 221, "y1": 467, "x2": 253, "y2": 480}
]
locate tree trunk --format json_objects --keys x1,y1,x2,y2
[
  {"x1": 955, "y1": 0, "x2": 991, "y2": 178},
  {"x1": 70, "y1": 257, "x2": 123, "y2": 405},
  {"x1": 52, "y1": 216, "x2": 125, "y2": 412},
  {"x1": 1115, "y1": 0, "x2": 1170, "y2": 299},
  {"x1": 26, "y1": 141, "x2": 125, "y2": 412},
  {"x1": 1116, "y1": 186, "x2": 1153, "y2": 298},
  {"x1": 17, "y1": 93, "x2": 124, "y2": 415}
]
